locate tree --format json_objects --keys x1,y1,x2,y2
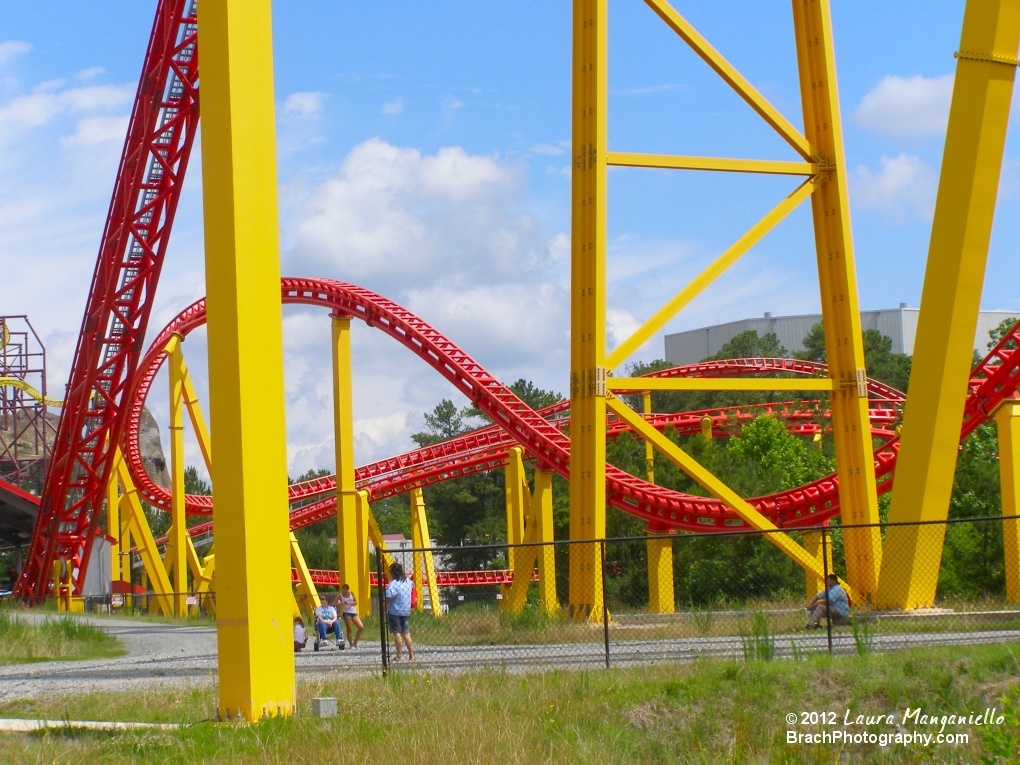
[
  {"x1": 795, "y1": 322, "x2": 911, "y2": 391},
  {"x1": 508, "y1": 379, "x2": 563, "y2": 411},
  {"x1": 861, "y1": 329, "x2": 912, "y2": 392},
  {"x1": 794, "y1": 322, "x2": 827, "y2": 362},
  {"x1": 988, "y1": 317, "x2": 1019, "y2": 350},
  {"x1": 412, "y1": 400, "x2": 475, "y2": 447},
  {"x1": 709, "y1": 330, "x2": 787, "y2": 361},
  {"x1": 184, "y1": 466, "x2": 210, "y2": 496}
]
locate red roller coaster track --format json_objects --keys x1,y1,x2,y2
[{"x1": 16, "y1": 0, "x2": 199, "y2": 598}]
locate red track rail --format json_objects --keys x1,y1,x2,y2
[
  {"x1": 295, "y1": 568, "x2": 536, "y2": 588},
  {"x1": 17, "y1": 0, "x2": 199, "y2": 598},
  {"x1": 118, "y1": 280, "x2": 938, "y2": 538}
]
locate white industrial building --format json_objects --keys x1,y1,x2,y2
[{"x1": 664, "y1": 305, "x2": 1020, "y2": 366}]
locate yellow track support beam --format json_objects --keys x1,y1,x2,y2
[
  {"x1": 997, "y1": 401, "x2": 1020, "y2": 604},
  {"x1": 289, "y1": 533, "x2": 320, "y2": 621},
  {"x1": 332, "y1": 314, "x2": 365, "y2": 610},
  {"x1": 877, "y1": 0, "x2": 1020, "y2": 610},
  {"x1": 606, "y1": 396, "x2": 850, "y2": 597},
  {"x1": 792, "y1": 0, "x2": 883, "y2": 600},
  {"x1": 643, "y1": 392, "x2": 675, "y2": 614},
  {"x1": 608, "y1": 377, "x2": 833, "y2": 392},
  {"x1": 607, "y1": 152, "x2": 816, "y2": 176},
  {"x1": 114, "y1": 454, "x2": 173, "y2": 616},
  {"x1": 165, "y1": 335, "x2": 188, "y2": 617},
  {"x1": 366, "y1": 503, "x2": 394, "y2": 617},
  {"x1": 356, "y1": 490, "x2": 372, "y2": 616},
  {"x1": 504, "y1": 447, "x2": 529, "y2": 570},
  {"x1": 199, "y1": 0, "x2": 294, "y2": 721},
  {"x1": 501, "y1": 468, "x2": 559, "y2": 616},
  {"x1": 569, "y1": 0, "x2": 609, "y2": 624},
  {"x1": 106, "y1": 460, "x2": 131, "y2": 597},
  {"x1": 700, "y1": 416, "x2": 714, "y2": 441},
  {"x1": 802, "y1": 525, "x2": 832, "y2": 601},
  {"x1": 410, "y1": 488, "x2": 441, "y2": 616}
]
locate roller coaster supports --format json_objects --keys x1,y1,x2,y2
[
  {"x1": 410, "y1": 488, "x2": 441, "y2": 616},
  {"x1": 606, "y1": 395, "x2": 853, "y2": 597},
  {"x1": 106, "y1": 463, "x2": 131, "y2": 597},
  {"x1": 505, "y1": 448, "x2": 528, "y2": 569},
  {"x1": 802, "y1": 523, "x2": 832, "y2": 600},
  {"x1": 569, "y1": 0, "x2": 608, "y2": 623},
  {"x1": 289, "y1": 533, "x2": 319, "y2": 621},
  {"x1": 199, "y1": 0, "x2": 294, "y2": 721},
  {"x1": 166, "y1": 334, "x2": 188, "y2": 617},
  {"x1": 643, "y1": 393, "x2": 675, "y2": 614},
  {"x1": 792, "y1": 0, "x2": 882, "y2": 600},
  {"x1": 332, "y1": 314, "x2": 365, "y2": 611},
  {"x1": 114, "y1": 455, "x2": 173, "y2": 616},
  {"x1": 996, "y1": 401, "x2": 1020, "y2": 603},
  {"x1": 357, "y1": 490, "x2": 372, "y2": 616},
  {"x1": 877, "y1": 0, "x2": 1020, "y2": 610},
  {"x1": 501, "y1": 468, "x2": 559, "y2": 616},
  {"x1": 367, "y1": 503, "x2": 395, "y2": 617}
]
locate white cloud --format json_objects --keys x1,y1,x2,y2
[
  {"x1": 853, "y1": 74, "x2": 954, "y2": 137},
  {"x1": 60, "y1": 114, "x2": 128, "y2": 146},
  {"x1": 282, "y1": 91, "x2": 326, "y2": 120},
  {"x1": 382, "y1": 97, "x2": 403, "y2": 115},
  {"x1": 0, "y1": 83, "x2": 132, "y2": 143},
  {"x1": 851, "y1": 153, "x2": 937, "y2": 221},
  {"x1": 531, "y1": 143, "x2": 565, "y2": 156},
  {"x1": 0, "y1": 41, "x2": 31, "y2": 66},
  {"x1": 291, "y1": 138, "x2": 546, "y2": 292}
]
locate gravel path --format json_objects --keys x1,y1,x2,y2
[{"x1": 0, "y1": 615, "x2": 381, "y2": 703}]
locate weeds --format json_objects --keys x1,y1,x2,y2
[
  {"x1": 690, "y1": 597, "x2": 717, "y2": 635},
  {"x1": 740, "y1": 612, "x2": 774, "y2": 662},
  {"x1": 850, "y1": 612, "x2": 876, "y2": 656},
  {"x1": 0, "y1": 614, "x2": 123, "y2": 664}
]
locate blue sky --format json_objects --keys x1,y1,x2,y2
[{"x1": 1, "y1": 1, "x2": 1017, "y2": 476}]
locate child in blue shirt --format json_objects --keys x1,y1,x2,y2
[{"x1": 384, "y1": 562, "x2": 416, "y2": 661}]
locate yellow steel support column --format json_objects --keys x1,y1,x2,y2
[
  {"x1": 410, "y1": 488, "x2": 441, "y2": 616},
  {"x1": 802, "y1": 524, "x2": 832, "y2": 600},
  {"x1": 106, "y1": 465, "x2": 126, "y2": 593},
  {"x1": 505, "y1": 448, "x2": 528, "y2": 569},
  {"x1": 114, "y1": 455, "x2": 173, "y2": 616},
  {"x1": 642, "y1": 392, "x2": 675, "y2": 614},
  {"x1": 700, "y1": 415, "x2": 713, "y2": 441},
  {"x1": 502, "y1": 470, "x2": 560, "y2": 616},
  {"x1": 200, "y1": 0, "x2": 294, "y2": 720},
  {"x1": 569, "y1": 0, "x2": 608, "y2": 623},
  {"x1": 356, "y1": 491, "x2": 371, "y2": 616},
  {"x1": 792, "y1": 0, "x2": 882, "y2": 600},
  {"x1": 332, "y1": 314, "x2": 364, "y2": 613},
  {"x1": 289, "y1": 533, "x2": 320, "y2": 621},
  {"x1": 877, "y1": 0, "x2": 1020, "y2": 610},
  {"x1": 166, "y1": 335, "x2": 188, "y2": 617},
  {"x1": 996, "y1": 401, "x2": 1020, "y2": 603}
]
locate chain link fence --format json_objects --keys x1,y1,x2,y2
[
  {"x1": 7, "y1": 516, "x2": 1019, "y2": 674},
  {"x1": 368, "y1": 515, "x2": 1020, "y2": 672}
]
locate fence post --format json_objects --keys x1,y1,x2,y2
[
  {"x1": 601, "y1": 540, "x2": 610, "y2": 669},
  {"x1": 377, "y1": 553, "x2": 388, "y2": 674},
  {"x1": 821, "y1": 526, "x2": 833, "y2": 656}
]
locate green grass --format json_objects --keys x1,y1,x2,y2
[
  {"x1": 0, "y1": 642, "x2": 1018, "y2": 763},
  {"x1": 0, "y1": 612, "x2": 124, "y2": 664}
]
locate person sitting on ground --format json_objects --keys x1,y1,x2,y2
[
  {"x1": 313, "y1": 595, "x2": 344, "y2": 650},
  {"x1": 335, "y1": 583, "x2": 364, "y2": 649},
  {"x1": 807, "y1": 573, "x2": 851, "y2": 628},
  {"x1": 384, "y1": 562, "x2": 415, "y2": 662},
  {"x1": 293, "y1": 616, "x2": 308, "y2": 653}
]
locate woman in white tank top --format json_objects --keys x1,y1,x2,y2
[{"x1": 335, "y1": 584, "x2": 364, "y2": 649}]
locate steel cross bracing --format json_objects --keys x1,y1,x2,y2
[
  {"x1": 17, "y1": 0, "x2": 199, "y2": 598},
  {"x1": 119, "y1": 282, "x2": 1020, "y2": 546}
]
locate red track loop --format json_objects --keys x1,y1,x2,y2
[{"x1": 124, "y1": 279, "x2": 1020, "y2": 534}]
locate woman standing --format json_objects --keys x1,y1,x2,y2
[
  {"x1": 335, "y1": 583, "x2": 365, "y2": 649},
  {"x1": 384, "y1": 562, "x2": 415, "y2": 661}
]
